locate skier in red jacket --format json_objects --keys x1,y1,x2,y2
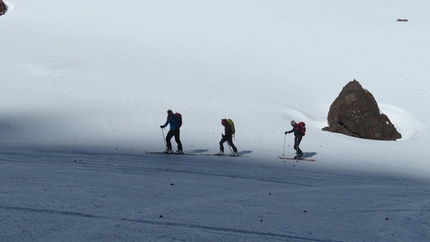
[{"x1": 285, "y1": 120, "x2": 305, "y2": 159}]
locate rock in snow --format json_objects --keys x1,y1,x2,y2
[
  {"x1": 323, "y1": 80, "x2": 402, "y2": 141},
  {"x1": 0, "y1": 0, "x2": 7, "y2": 16}
]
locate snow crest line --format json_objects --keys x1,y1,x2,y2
[{"x1": 0, "y1": 205, "x2": 340, "y2": 242}]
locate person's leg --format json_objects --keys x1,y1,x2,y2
[
  {"x1": 219, "y1": 136, "x2": 228, "y2": 152},
  {"x1": 227, "y1": 137, "x2": 238, "y2": 153},
  {"x1": 294, "y1": 136, "x2": 303, "y2": 156},
  {"x1": 165, "y1": 131, "x2": 174, "y2": 151},
  {"x1": 174, "y1": 129, "x2": 183, "y2": 151}
]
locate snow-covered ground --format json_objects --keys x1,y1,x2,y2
[{"x1": 1, "y1": 1, "x2": 429, "y2": 241}]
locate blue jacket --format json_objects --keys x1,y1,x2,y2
[{"x1": 162, "y1": 114, "x2": 180, "y2": 130}]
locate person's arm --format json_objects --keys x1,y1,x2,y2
[
  {"x1": 160, "y1": 118, "x2": 169, "y2": 128},
  {"x1": 285, "y1": 127, "x2": 294, "y2": 134}
]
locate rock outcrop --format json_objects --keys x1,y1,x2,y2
[
  {"x1": 0, "y1": 0, "x2": 7, "y2": 16},
  {"x1": 322, "y1": 80, "x2": 401, "y2": 140}
]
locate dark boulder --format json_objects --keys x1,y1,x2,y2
[
  {"x1": 0, "y1": 0, "x2": 7, "y2": 16},
  {"x1": 322, "y1": 80, "x2": 401, "y2": 140}
]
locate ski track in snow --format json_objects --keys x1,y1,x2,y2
[{"x1": 0, "y1": 206, "x2": 336, "y2": 242}]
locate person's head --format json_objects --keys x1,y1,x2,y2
[
  {"x1": 221, "y1": 119, "x2": 227, "y2": 126},
  {"x1": 167, "y1": 109, "x2": 173, "y2": 118},
  {"x1": 291, "y1": 120, "x2": 297, "y2": 126}
]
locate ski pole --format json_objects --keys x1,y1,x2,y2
[
  {"x1": 282, "y1": 133, "x2": 287, "y2": 156},
  {"x1": 227, "y1": 142, "x2": 233, "y2": 154},
  {"x1": 161, "y1": 127, "x2": 167, "y2": 150}
]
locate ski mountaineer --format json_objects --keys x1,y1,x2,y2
[
  {"x1": 160, "y1": 109, "x2": 183, "y2": 154},
  {"x1": 217, "y1": 119, "x2": 238, "y2": 156},
  {"x1": 285, "y1": 120, "x2": 305, "y2": 159}
]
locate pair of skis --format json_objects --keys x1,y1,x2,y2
[
  {"x1": 203, "y1": 153, "x2": 242, "y2": 157},
  {"x1": 277, "y1": 156, "x2": 316, "y2": 162},
  {"x1": 145, "y1": 151, "x2": 196, "y2": 156},
  {"x1": 279, "y1": 133, "x2": 316, "y2": 161}
]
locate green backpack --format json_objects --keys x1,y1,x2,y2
[{"x1": 227, "y1": 119, "x2": 235, "y2": 134}]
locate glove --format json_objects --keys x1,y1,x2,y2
[
  {"x1": 284, "y1": 131, "x2": 288, "y2": 135},
  {"x1": 160, "y1": 125, "x2": 164, "y2": 128}
]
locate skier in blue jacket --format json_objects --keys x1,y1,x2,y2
[{"x1": 160, "y1": 109, "x2": 183, "y2": 154}]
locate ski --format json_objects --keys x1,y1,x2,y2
[
  {"x1": 145, "y1": 151, "x2": 197, "y2": 156},
  {"x1": 203, "y1": 154, "x2": 249, "y2": 157},
  {"x1": 278, "y1": 156, "x2": 316, "y2": 162}
]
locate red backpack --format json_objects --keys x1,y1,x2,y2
[
  {"x1": 175, "y1": 113, "x2": 182, "y2": 127},
  {"x1": 297, "y1": 122, "x2": 306, "y2": 136}
]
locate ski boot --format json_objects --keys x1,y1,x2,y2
[{"x1": 216, "y1": 151, "x2": 225, "y2": 156}]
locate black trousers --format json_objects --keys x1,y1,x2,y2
[
  {"x1": 294, "y1": 136, "x2": 303, "y2": 156},
  {"x1": 219, "y1": 135, "x2": 237, "y2": 153},
  {"x1": 166, "y1": 129, "x2": 182, "y2": 151}
]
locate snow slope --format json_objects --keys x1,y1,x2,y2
[
  {"x1": 2, "y1": 150, "x2": 430, "y2": 241},
  {"x1": 1, "y1": 0, "x2": 430, "y2": 241}
]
